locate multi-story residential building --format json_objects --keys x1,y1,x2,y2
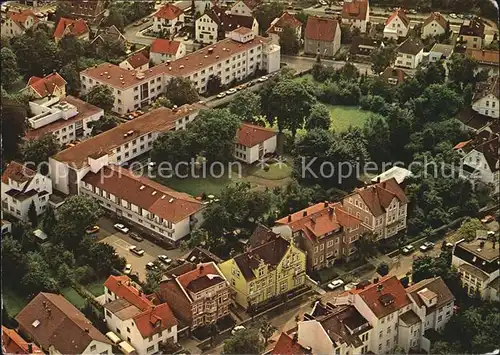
[
  {"x1": 472, "y1": 75, "x2": 499, "y2": 118},
  {"x1": 452, "y1": 238, "x2": 499, "y2": 301},
  {"x1": 157, "y1": 262, "x2": 231, "y2": 330},
  {"x1": 297, "y1": 301, "x2": 372, "y2": 355},
  {"x1": 49, "y1": 105, "x2": 201, "y2": 195},
  {"x1": 1, "y1": 9, "x2": 38, "y2": 38},
  {"x1": 466, "y1": 49, "x2": 499, "y2": 76},
  {"x1": 219, "y1": 234, "x2": 307, "y2": 309},
  {"x1": 331, "y1": 276, "x2": 454, "y2": 354},
  {"x1": 1, "y1": 161, "x2": 52, "y2": 221},
  {"x1": 104, "y1": 275, "x2": 178, "y2": 355},
  {"x1": 459, "y1": 18, "x2": 485, "y2": 49},
  {"x1": 80, "y1": 165, "x2": 205, "y2": 243},
  {"x1": 22, "y1": 72, "x2": 67, "y2": 100},
  {"x1": 421, "y1": 12, "x2": 448, "y2": 39},
  {"x1": 383, "y1": 8, "x2": 410, "y2": 40},
  {"x1": 2, "y1": 326, "x2": 43, "y2": 354},
  {"x1": 152, "y1": 3, "x2": 184, "y2": 34},
  {"x1": 304, "y1": 16, "x2": 341, "y2": 57},
  {"x1": 341, "y1": 0, "x2": 370, "y2": 33},
  {"x1": 119, "y1": 52, "x2": 150, "y2": 72},
  {"x1": 16, "y1": 292, "x2": 112, "y2": 354},
  {"x1": 57, "y1": 0, "x2": 106, "y2": 24},
  {"x1": 274, "y1": 202, "x2": 367, "y2": 272},
  {"x1": 266, "y1": 11, "x2": 302, "y2": 45},
  {"x1": 381, "y1": 67, "x2": 407, "y2": 86},
  {"x1": 150, "y1": 39, "x2": 186, "y2": 64},
  {"x1": 395, "y1": 38, "x2": 424, "y2": 69},
  {"x1": 342, "y1": 178, "x2": 408, "y2": 240},
  {"x1": 230, "y1": 0, "x2": 259, "y2": 17},
  {"x1": 53, "y1": 17, "x2": 89, "y2": 42},
  {"x1": 80, "y1": 29, "x2": 280, "y2": 113},
  {"x1": 24, "y1": 95, "x2": 104, "y2": 145},
  {"x1": 195, "y1": 6, "x2": 259, "y2": 45},
  {"x1": 234, "y1": 123, "x2": 277, "y2": 164}
]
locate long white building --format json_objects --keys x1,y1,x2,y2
[{"x1": 80, "y1": 28, "x2": 280, "y2": 114}]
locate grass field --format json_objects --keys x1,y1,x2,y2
[
  {"x1": 3, "y1": 288, "x2": 28, "y2": 316},
  {"x1": 61, "y1": 287, "x2": 87, "y2": 309},
  {"x1": 85, "y1": 279, "x2": 105, "y2": 297},
  {"x1": 327, "y1": 105, "x2": 374, "y2": 132},
  {"x1": 249, "y1": 162, "x2": 292, "y2": 180},
  {"x1": 156, "y1": 175, "x2": 235, "y2": 197}
]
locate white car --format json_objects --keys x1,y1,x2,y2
[
  {"x1": 158, "y1": 255, "x2": 172, "y2": 264},
  {"x1": 124, "y1": 264, "x2": 132, "y2": 275},
  {"x1": 449, "y1": 13, "x2": 457, "y2": 18},
  {"x1": 114, "y1": 223, "x2": 129, "y2": 234},
  {"x1": 216, "y1": 92, "x2": 226, "y2": 98},
  {"x1": 231, "y1": 325, "x2": 246, "y2": 335},
  {"x1": 129, "y1": 245, "x2": 145, "y2": 256},
  {"x1": 226, "y1": 88, "x2": 237, "y2": 95},
  {"x1": 257, "y1": 76, "x2": 269, "y2": 82},
  {"x1": 327, "y1": 279, "x2": 345, "y2": 290}
]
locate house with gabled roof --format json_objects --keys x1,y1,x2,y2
[
  {"x1": 90, "y1": 25, "x2": 127, "y2": 51},
  {"x1": 23, "y1": 72, "x2": 67, "y2": 100},
  {"x1": 234, "y1": 123, "x2": 277, "y2": 164},
  {"x1": 395, "y1": 38, "x2": 424, "y2": 69},
  {"x1": 54, "y1": 17, "x2": 89, "y2": 43},
  {"x1": 15, "y1": 292, "x2": 112, "y2": 355},
  {"x1": 273, "y1": 202, "x2": 368, "y2": 272},
  {"x1": 1, "y1": 9, "x2": 38, "y2": 38},
  {"x1": 150, "y1": 39, "x2": 186, "y2": 64},
  {"x1": 152, "y1": 3, "x2": 185, "y2": 34},
  {"x1": 119, "y1": 51, "x2": 150, "y2": 72},
  {"x1": 472, "y1": 75, "x2": 499, "y2": 119},
  {"x1": 341, "y1": 0, "x2": 370, "y2": 33},
  {"x1": 103, "y1": 275, "x2": 178, "y2": 355},
  {"x1": 466, "y1": 49, "x2": 499, "y2": 76},
  {"x1": 304, "y1": 16, "x2": 341, "y2": 57},
  {"x1": 270, "y1": 332, "x2": 308, "y2": 354},
  {"x1": 230, "y1": 0, "x2": 261, "y2": 17},
  {"x1": 459, "y1": 18, "x2": 485, "y2": 49},
  {"x1": 383, "y1": 8, "x2": 410, "y2": 40},
  {"x1": 421, "y1": 12, "x2": 448, "y2": 39},
  {"x1": 156, "y1": 262, "x2": 231, "y2": 330},
  {"x1": 266, "y1": 12, "x2": 302, "y2": 45},
  {"x1": 2, "y1": 326, "x2": 43, "y2": 355},
  {"x1": 218, "y1": 234, "x2": 306, "y2": 309},
  {"x1": 342, "y1": 178, "x2": 408, "y2": 240},
  {"x1": 381, "y1": 66, "x2": 407, "y2": 86}
]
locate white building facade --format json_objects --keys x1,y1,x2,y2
[
  {"x1": 383, "y1": 10, "x2": 410, "y2": 40},
  {"x1": 234, "y1": 123, "x2": 277, "y2": 164}
]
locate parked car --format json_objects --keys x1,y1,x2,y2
[
  {"x1": 402, "y1": 244, "x2": 415, "y2": 254},
  {"x1": 327, "y1": 279, "x2": 345, "y2": 290},
  {"x1": 124, "y1": 264, "x2": 132, "y2": 275},
  {"x1": 146, "y1": 262, "x2": 159, "y2": 271},
  {"x1": 257, "y1": 75, "x2": 269, "y2": 82},
  {"x1": 85, "y1": 225, "x2": 100, "y2": 235},
  {"x1": 449, "y1": 13, "x2": 457, "y2": 18},
  {"x1": 129, "y1": 245, "x2": 145, "y2": 256},
  {"x1": 133, "y1": 21, "x2": 141, "y2": 27},
  {"x1": 231, "y1": 326, "x2": 246, "y2": 335},
  {"x1": 481, "y1": 215, "x2": 495, "y2": 223},
  {"x1": 130, "y1": 232, "x2": 144, "y2": 242},
  {"x1": 114, "y1": 223, "x2": 130, "y2": 234},
  {"x1": 409, "y1": 9, "x2": 417, "y2": 14},
  {"x1": 216, "y1": 92, "x2": 226, "y2": 98},
  {"x1": 158, "y1": 255, "x2": 172, "y2": 264},
  {"x1": 313, "y1": 3, "x2": 322, "y2": 8},
  {"x1": 226, "y1": 88, "x2": 237, "y2": 95},
  {"x1": 419, "y1": 241, "x2": 435, "y2": 252}
]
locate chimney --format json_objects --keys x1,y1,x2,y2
[
  {"x1": 303, "y1": 210, "x2": 307, "y2": 217},
  {"x1": 324, "y1": 201, "x2": 328, "y2": 208},
  {"x1": 377, "y1": 177, "x2": 381, "y2": 183},
  {"x1": 374, "y1": 277, "x2": 379, "y2": 284},
  {"x1": 47, "y1": 308, "x2": 51, "y2": 316},
  {"x1": 377, "y1": 284, "x2": 384, "y2": 293},
  {"x1": 85, "y1": 328, "x2": 89, "y2": 333},
  {"x1": 292, "y1": 333, "x2": 298, "y2": 344},
  {"x1": 28, "y1": 344, "x2": 33, "y2": 353},
  {"x1": 287, "y1": 214, "x2": 292, "y2": 222},
  {"x1": 139, "y1": 290, "x2": 143, "y2": 296},
  {"x1": 304, "y1": 346, "x2": 312, "y2": 354},
  {"x1": 328, "y1": 207, "x2": 334, "y2": 216},
  {"x1": 199, "y1": 264, "x2": 204, "y2": 273}
]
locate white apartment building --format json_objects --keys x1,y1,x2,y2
[
  {"x1": 80, "y1": 29, "x2": 280, "y2": 114},
  {"x1": 421, "y1": 12, "x2": 448, "y2": 39},
  {"x1": 342, "y1": 178, "x2": 408, "y2": 240},
  {"x1": 49, "y1": 105, "x2": 201, "y2": 195},
  {"x1": 152, "y1": 3, "x2": 185, "y2": 34},
  {"x1": 104, "y1": 275, "x2": 178, "y2": 355},
  {"x1": 1, "y1": 161, "x2": 52, "y2": 221},
  {"x1": 80, "y1": 165, "x2": 205, "y2": 242},
  {"x1": 234, "y1": 123, "x2": 277, "y2": 164},
  {"x1": 25, "y1": 95, "x2": 104, "y2": 145},
  {"x1": 150, "y1": 39, "x2": 186, "y2": 64},
  {"x1": 383, "y1": 8, "x2": 410, "y2": 40},
  {"x1": 1, "y1": 9, "x2": 38, "y2": 38},
  {"x1": 341, "y1": 0, "x2": 370, "y2": 33},
  {"x1": 395, "y1": 38, "x2": 424, "y2": 69},
  {"x1": 472, "y1": 76, "x2": 499, "y2": 118}
]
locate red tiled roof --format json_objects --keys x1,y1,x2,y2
[
  {"x1": 305, "y1": 16, "x2": 339, "y2": 42},
  {"x1": 236, "y1": 123, "x2": 276, "y2": 147},
  {"x1": 267, "y1": 12, "x2": 302, "y2": 34},
  {"x1": 26, "y1": 73, "x2": 67, "y2": 98},
  {"x1": 151, "y1": 38, "x2": 181, "y2": 55},
  {"x1": 207, "y1": 6, "x2": 256, "y2": 33},
  {"x1": 1, "y1": 161, "x2": 36, "y2": 184},
  {"x1": 133, "y1": 303, "x2": 178, "y2": 338},
  {"x1": 342, "y1": 0, "x2": 369, "y2": 21},
  {"x1": 466, "y1": 49, "x2": 499, "y2": 65},
  {"x1": 453, "y1": 139, "x2": 473, "y2": 150},
  {"x1": 124, "y1": 52, "x2": 149, "y2": 69},
  {"x1": 2, "y1": 326, "x2": 43, "y2": 354},
  {"x1": 349, "y1": 178, "x2": 408, "y2": 217},
  {"x1": 153, "y1": 3, "x2": 183, "y2": 20},
  {"x1": 357, "y1": 276, "x2": 411, "y2": 319},
  {"x1": 54, "y1": 17, "x2": 89, "y2": 40},
  {"x1": 104, "y1": 275, "x2": 153, "y2": 311},
  {"x1": 271, "y1": 333, "x2": 307, "y2": 355},
  {"x1": 8, "y1": 9, "x2": 38, "y2": 26},
  {"x1": 423, "y1": 12, "x2": 447, "y2": 29},
  {"x1": 385, "y1": 8, "x2": 410, "y2": 28},
  {"x1": 82, "y1": 166, "x2": 204, "y2": 223},
  {"x1": 381, "y1": 66, "x2": 407, "y2": 85},
  {"x1": 176, "y1": 262, "x2": 223, "y2": 293}
]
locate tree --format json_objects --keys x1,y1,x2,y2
[
  {"x1": 0, "y1": 98, "x2": 27, "y2": 161},
  {"x1": 259, "y1": 317, "x2": 277, "y2": 346},
  {"x1": 105, "y1": 7, "x2": 125, "y2": 31},
  {"x1": 78, "y1": 238, "x2": 126, "y2": 276},
  {"x1": 143, "y1": 266, "x2": 163, "y2": 294},
  {"x1": 279, "y1": 25, "x2": 300, "y2": 55},
  {"x1": 228, "y1": 91, "x2": 262, "y2": 123},
  {"x1": 150, "y1": 129, "x2": 197, "y2": 174},
  {"x1": 87, "y1": 114, "x2": 119, "y2": 135},
  {"x1": 57, "y1": 35, "x2": 84, "y2": 66},
  {"x1": 22, "y1": 252, "x2": 59, "y2": 294},
  {"x1": 355, "y1": 233, "x2": 378, "y2": 261},
  {"x1": 0, "y1": 47, "x2": 20, "y2": 88},
  {"x1": 370, "y1": 46, "x2": 396, "y2": 74},
  {"x1": 447, "y1": 53, "x2": 481, "y2": 88},
  {"x1": 21, "y1": 134, "x2": 61, "y2": 174},
  {"x1": 57, "y1": 263, "x2": 75, "y2": 288},
  {"x1": 206, "y1": 74, "x2": 222, "y2": 96},
  {"x1": 28, "y1": 201, "x2": 38, "y2": 228},
  {"x1": 413, "y1": 84, "x2": 463, "y2": 125},
  {"x1": 306, "y1": 103, "x2": 331, "y2": 130},
  {"x1": 376, "y1": 262, "x2": 389, "y2": 276},
  {"x1": 164, "y1": 77, "x2": 199, "y2": 107},
  {"x1": 86, "y1": 85, "x2": 115, "y2": 112},
  {"x1": 222, "y1": 327, "x2": 264, "y2": 355},
  {"x1": 60, "y1": 63, "x2": 81, "y2": 95},
  {"x1": 416, "y1": 61, "x2": 446, "y2": 86},
  {"x1": 2, "y1": 235, "x2": 26, "y2": 287},
  {"x1": 363, "y1": 114, "x2": 391, "y2": 164},
  {"x1": 152, "y1": 95, "x2": 173, "y2": 109},
  {"x1": 254, "y1": 2, "x2": 284, "y2": 34},
  {"x1": 180, "y1": 228, "x2": 225, "y2": 253},
  {"x1": 456, "y1": 218, "x2": 483, "y2": 242}
]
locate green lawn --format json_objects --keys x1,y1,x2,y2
[
  {"x1": 84, "y1": 279, "x2": 105, "y2": 297},
  {"x1": 61, "y1": 287, "x2": 87, "y2": 309},
  {"x1": 156, "y1": 175, "x2": 235, "y2": 197},
  {"x1": 249, "y1": 162, "x2": 292, "y2": 180},
  {"x1": 327, "y1": 105, "x2": 374, "y2": 132},
  {"x1": 3, "y1": 288, "x2": 28, "y2": 316}
]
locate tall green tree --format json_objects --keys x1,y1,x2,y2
[
  {"x1": 0, "y1": 47, "x2": 20, "y2": 88},
  {"x1": 87, "y1": 114, "x2": 119, "y2": 135},
  {"x1": 42, "y1": 205, "x2": 57, "y2": 236},
  {"x1": 279, "y1": 25, "x2": 300, "y2": 55},
  {"x1": 259, "y1": 317, "x2": 277, "y2": 346},
  {"x1": 22, "y1": 251, "x2": 59, "y2": 294},
  {"x1": 455, "y1": 218, "x2": 483, "y2": 242},
  {"x1": 86, "y1": 85, "x2": 115, "y2": 112},
  {"x1": 150, "y1": 129, "x2": 197, "y2": 171},
  {"x1": 370, "y1": 46, "x2": 396, "y2": 74},
  {"x1": 254, "y1": 2, "x2": 284, "y2": 34},
  {"x1": 21, "y1": 134, "x2": 61, "y2": 174},
  {"x1": 306, "y1": 103, "x2": 331, "y2": 130},
  {"x1": 59, "y1": 63, "x2": 81, "y2": 95},
  {"x1": 143, "y1": 267, "x2": 163, "y2": 294},
  {"x1": 222, "y1": 327, "x2": 264, "y2": 355},
  {"x1": 28, "y1": 201, "x2": 38, "y2": 228},
  {"x1": 0, "y1": 98, "x2": 26, "y2": 162},
  {"x1": 2, "y1": 235, "x2": 26, "y2": 287},
  {"x1": 228, "y1": 91, "x2": 262, "y2": 123},
  {"x1": 164, "y1": 77, "x2": 199, "y2": 107}
]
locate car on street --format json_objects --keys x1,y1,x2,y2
[
  {"x1": 258, "y1": 75, "x2": 269, "y2": 82},
  {"x1": 114, "y1": 223, "x2": 130, "y2": 234},
  {"x1": 158, "y1": 255, "x2": 172, "y2": 264},
  {"x1": 216, "y1": 92, "x2": 226, "y2": 98},
  {"x1": 133, "y1": 21, "x2": 141, "y2": 26},
  {"x1": 124, "y1": 264, "x2": 132, "y2": 275},
  {"x1": 419, "y1": 241, "x2": 435, "y2": 252},
  {"x1": 231, "y1": 326, "x2": 246, "y2": 335},
  {"x1": 324, "y1": 8, "x2": 335, "y2": 14},
  {"x1": 129, "y1": 245, "x2": 145, "y2": 256},
  {"x1": 408, "y1": 9, "x2": 417, "y2": 14},
  {"x1": 130, "y1": 232, "x2": 144, "y2": 242},
  {"x1": 481, "y1": 215, "x2": 495, "y2": 223},
  {"x1": 85, "y1": 225, "x2": 100, "y2": 235},
  {"x1": 449, "y1": 13, "x2": 457, "y2": 18},
  {"x1": 226, "y1": 88, "x2": 237, "y2": 95},
  {"x1": 402, "y1": 244, "x2": 415, "y2": 255},
  {"x1": 146, "y1": 262, "x2": 159, "y2": 271},
  {"x1": 327, "y1": 279, "x2": 345, "y2": 290}
]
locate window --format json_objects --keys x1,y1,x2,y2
[
  {"x1": 127, "y1": 327, "x2": 130, "y2": 332},
  {"x1": 379, "y1": 330, "x2": 383, "y2": 338},
  {"x1": 90, "y1": 345, "x2": 97, "y2": 352},
  {"x1": 147, "y1": 345, "x2": 155, "y2": 353},
  {"x1": 320, "y1": 244, "x2": 324, "y2": 251}
]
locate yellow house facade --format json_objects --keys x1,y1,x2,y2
[{"x1": 219, "y1": 236, "x2": 307, "y2": 309}]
